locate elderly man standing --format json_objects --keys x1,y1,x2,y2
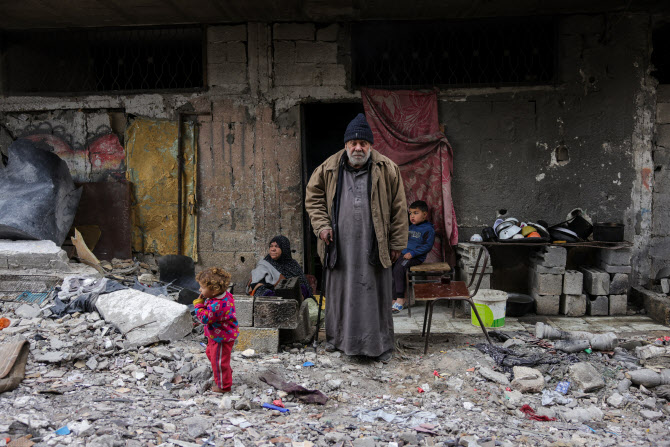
[{"x1": 305, "y1": 113, "x2": 408, "y2": 362}]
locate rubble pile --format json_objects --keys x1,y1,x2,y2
[{"x1": 1, "y1": 295, "x2": 670, "y2": 446}]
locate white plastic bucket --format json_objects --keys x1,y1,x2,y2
[{"x1": 471, "y1": 289, "x2": 508, "y2": 328}]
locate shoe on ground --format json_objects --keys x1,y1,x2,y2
[
  {"x1": 391, "y1": 302, "x2": 404, "y2": 313},
  {"x1": 210, "y1": 385, "x2": 231, "y2": 393},
  {"x1": 376, "y1": 350, "x2": 393, "y2": 363}
]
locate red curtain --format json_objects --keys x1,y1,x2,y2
[{"x1": 362, "y1": 87, "x2": 458, "y2": 262}]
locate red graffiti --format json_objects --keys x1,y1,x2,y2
[
  {"x1": 89, "y1": 134, "x2": 125, "y2": 173},
  {"x1": 642, "y1": 168, "x2": 652, "y2": 191}
]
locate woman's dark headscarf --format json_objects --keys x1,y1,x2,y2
[{"x1": 264, "y1": 235, "x2": 313, "y2": 296}]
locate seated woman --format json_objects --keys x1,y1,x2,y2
[{"x1": 247, "y1": 235, "x2": 313, "y2": 299}]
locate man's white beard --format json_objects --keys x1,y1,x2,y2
[{"x1": 346, "y1": 147, "x2": 371, "y2": 167}]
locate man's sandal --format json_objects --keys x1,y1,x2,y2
[{"x1": 391, "y1": 302, "x2": 404, "y2": 313}]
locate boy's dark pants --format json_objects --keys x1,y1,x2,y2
[
  {"x1": 392, "y1": 258, "x2": 423, "y2": 299},
  {"x1": 206, "y1": 338, "x2": 234, "y2": 389}
]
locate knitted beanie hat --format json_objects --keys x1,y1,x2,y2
[{"x1": 343, "y1": 113, "x2": 374, "y2": 145}]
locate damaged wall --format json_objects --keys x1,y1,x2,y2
[{"x1": 651, "y1": 85, "x2": 670, "y2": 281}]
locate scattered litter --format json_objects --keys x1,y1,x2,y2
[
  {"x1": 262, "y1": 403, "x2": 289, "y2": 413},
  {"x1": 519, "y1": 404, "x2": 557, "y2": 421},
  {"x1": 259, "y1": 371, "x2": 328, "y2": 405},
  {"x1": 417, "y1": 387, "x2": 425, "y2": 393},
  {"x1": 55, "y1": 426, "x2": 70, "y2": 435},
  {"x1": 412, "y1": 424, "x2": 438, "y2": 435},
  {"x1": 272, "y1": 400, "x2": 285, "y2": 408},
  {"x1": 555, "y1": 381, "x2": 570, "y2": 394},
  {"x1": 354, "y1": 408, "x2": 437, "y2": 427},
  {"x1": 541, "y1": 389, "x2": 572, "y2": 406},
  {"x1": 303, "y1": 361, "x2": 314, "y2": 367}
]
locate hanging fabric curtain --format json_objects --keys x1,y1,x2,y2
[{"x1": 362, "y1": 87, "x2": 458, "y2": 262}]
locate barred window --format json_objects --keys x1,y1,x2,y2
[
  {"x1": 352, "y1": 18, "x2": 556, "y2": 89},
  {"x1": 2, "y1": 26, "x2": 204, "y2": 95}
]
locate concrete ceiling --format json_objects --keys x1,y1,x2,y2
[{"x1": 1, "y1": 0, "x2": 668, "y2": 29}]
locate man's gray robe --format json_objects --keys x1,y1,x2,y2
[{"x1": 324, "y1": 166, "x2": 394, "y2": 357}]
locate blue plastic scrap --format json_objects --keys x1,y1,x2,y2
[
  {"x1": 262, "y1": 403, "x2": 290, "y2": 413},
  {"x1": 55, "y1": 426, "x2": 71, "y2": 435},
  {"x1": 303, "y1": 361, "x2": 315, "y2": 367},
  {"x1": 555, "y1": 381, "x2": 570, "y2": 394}
]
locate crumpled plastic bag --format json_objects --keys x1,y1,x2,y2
[
  {"x1": 353, "y1": 408, "x2": 437, "y2": 427},
  {"x1": 541, "y1": 389, "x2": 572, "y2": 406}
]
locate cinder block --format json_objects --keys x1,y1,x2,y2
[
  {"x1": 208, "y1": 25, "x2": 247, "y2": 43},
  {"x1": 274, "y1": 63, "x2": 317, "y2": 86},
  {"x1": 273, "y1": 23, "x2": 315, "y2": 41},
  {"x1": 254, "y1": 297, "x2": 298, "y2": 329},
  {"x1": 209, "y1": 42, "x2": 247, "y2": 64},
  {"x1": 658, "y1": 103, "x2": 670, "y2": 124},
  {"x1": 279, "y1": 300, "x2": 314, "y2": 345},
  {"x1": 581, "y1": 267, "x2": 610, "y2": 295},
  {"x1": 319, "y1": 64, "x2": 346, "y2": 86},
  {"x1": 458, "y1": 270, "x2": 490, "y2": 289},
  {"x1": 597, "y1": 248, "x2": 632, "y2": 266},
  {"x1": 631, "y1": 286, "x2": 670, "y2": 325},
  {"x1": 529, "y1": 268, "x2": 563, "y2": 296},
  {"x1": 458, "y1": 260, "x2": 493, "y2": 274},
  {"x1": 586, "y1": 295, "x2": 609, "y2": 316},
  {"x1": 609, "y1": 294, "x2": 627, "y2": 315},
  {"x1": 530, "y1": 246, "x2": 566, "y2": 268},
  {"x1": 234, "y1": 328, "x2": 279, "y2": 353},
  {"x1": 657, "y1": 124, "x2": 670, "y2": 149},
  {"x1": 296, "y1": 41, "x2": 337, "y2": 63},
  {"x1": 563, "y1": 270, "x2": 584, "y2": 295},
  {"x1": 597, "y1": 261, "x2": 632, "y2": 274},
  {"x1": 273, "y1": 41, "x2": 296, "y2": 64},
  {"x1": 533, "y1": 293, "x2": 560, "y2": 315},
  {"x1": 208, "y1": 62, "x2": 247, "y2": 86},
  {"x1": 529, "y1": 263, "x2": 565, "y2": 274},
  {"x1": 455, "y1": 243, "x2": 482, "y2": 259},
  {"x1": 233, "y1": 295, "x2": 254, "y2": 327},
  {"x1": 560, "y1": 294, "x2": 586, "y2": 316},
  {"x1": 610, "y1": 273, "x2": 630, "y2": 295}
]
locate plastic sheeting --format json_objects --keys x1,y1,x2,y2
[{"x1": 0, "y1": 139, "x2": 82, "y2": 245}]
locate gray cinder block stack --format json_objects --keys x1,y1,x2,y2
[
  {"x1": 456, "y1": 243, "x2": 493, "y2": 289},
  {"x1": 596, "y1": 248, "x2": 632, "y2": 315},
  {"x1": 529, "y1": 246, "x2": 567, "y2": 315},
  {"x1": 561, "y1": 270, "x2": 586, "y2": 316}
]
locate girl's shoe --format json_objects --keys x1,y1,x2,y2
[
  {"x1": 391, "y1": 302, "x2": 404, "y2": 313},
  {"x1": 211, "y1": 385, "x2": 231, "y2": 393}
]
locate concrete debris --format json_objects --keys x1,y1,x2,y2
[
  {"x1": 95, "y1": 289, "x2": 192, "y2": 347},
  {"x1": 1, "y1": 292, "x2": 669, "y2": 446}
]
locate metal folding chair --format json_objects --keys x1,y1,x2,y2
[{"x1": 406, "y1": 245, "x2": 494, "y2": 354}]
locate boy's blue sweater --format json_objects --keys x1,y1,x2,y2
[{"x1": 401, "y1": 221, "x2": 436, "y2": 263}]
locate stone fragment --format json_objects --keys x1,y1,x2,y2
[
  {"x1": 478, "y1": 367, "x2": 510, "y2": 385},
  {"x1": 86, "y1": 357, "x2": 98, "y2": 370},
  {"x1": 598, "y1": 261, "x2": 632, "y2": 274},
  {"x1": 560, "y1": 294, "x2": 586, "y2": 316},
  {"x1": 15, "y1": 304, "x2": 42, "y2": 319},
  {"x1": 532, "y1": 292, "x2": 560, "y2": 315},
  {"x1": 562, "y1": 270, "x2": 583, "y2": 295},
  {"x1": 609, "y1": 294, "x2": 627, "y2": 315},
  {"x1": 352, "y1": 438, "x2": 376, "y2": 447},
  {"x1": 511, "y1": 366, "x2": 544, "y2": 393},
  {"x1": 183, "y1": 416, "x2": 211, "y2": 439},
  {"x1": 640, "y1": 410, "x2": 663, "y2": 421},
  {"x1": 617, "y1": 378, "x2": 632, "y2": 393},
  {"x1": 33, "y1": 351, "x2": 69, "y2": 363},
  {"x1": 253, "y1": 297, "x2": 298, "y2": 329},
  {"x1": 610, "y1": 273, "x2": 630, "y2": 295},
  {"x1": 587, "y1": 295, "x2": 609, "y2": 316},
  {"x1": 562, "y1": 405, "x2": 603, "y2": 423},
  {"x1": 96, "y1": 289, "x2": 192, "y2": 347},
  {"x1": 581, "y1": 267, "x2": 610, "y2": 295},
  {"x1": 502, "y1": 338, "x2": 525, "y2": 349},
  {"x1": 607, "y1": 392, "x2": 624, "y2": 408},
  {"x1": 569, "y1": 362, "x2": 605, "y2": 392}
]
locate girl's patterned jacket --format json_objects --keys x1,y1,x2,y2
[{"x1": 194, "y1": 291, "x2": 239, "y2": 343}]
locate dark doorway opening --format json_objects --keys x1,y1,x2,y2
[
  {"x1": 301, "y1": 102, "x2": 365, "y2": 289},
  {"x1": 652, "y1": 23, "x2": 670, "y2": 84}
]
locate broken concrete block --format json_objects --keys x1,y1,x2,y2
[
  {"x1": 570, "y1": 362, "x2": 605, "y2": 392},
  {"x1": 581, "y1": 267, "x2": 610, "y2": 295},
  {"x1": 609, "y1": 294, "x2": 627, "y2": 315},
  {"x1": 598, "y1": 248, "x2": 632, "y2": 266},
  {"x1": 280, "y1": 300, "x2": 314, "y2": 345},
  {"x1": 529, "y1": 268, "x2": 563, "y2": 295},
  {"x1": 478, "y1": 366, "x2": 510, "y2": 386},
  {"x1": 631, "y1": 287, "x2": 670, "y2": 325},
  {"x1": 587, "y1": 295, "x2": 609, "y2": 316},
  {"x1": 532, "y1": 292, "x2": 560, "y2": 315},
  {"x1": 598, "y1": 261, "x2": 632, "y2": 274},
  {"x1": 563, "y1": 270, "x2": 583, "y2": 295},
  {"x1": 560, "y1": 294, "x2": 586, "y2": 316},
  {"x1": 15, "y1": 303, "x2": 42, "y2": 319},
  {"x1": 529, "y1": 263, "x2": 565, "y2": 274},
  {"x1": 234, "y1": 327, "x2": 279, "y2": 353},
  {"x1": 253, "y1": 297, "x2": 298, "y2": 329},
  {"x1": 530, "y1": 246, "x2": 566, "y2": 268},
  {"x1": 458, "y1": 269, "x2": 490, "y2": 289},
  {"x1": 610, "y1": 273, "x2": 629, "y2": 295},
  {"x1": 0, "y1": 240, "x2": 71, "y2": 271},
  {"x1": 511, "y1": 366, "x2": 544, "y2": 393},
  {"x1": 233, "y1": 295, "x2": 254, "y2": 327},
  {"x1": 96, "y1": 289, "x2": 192, "y2": 347}
]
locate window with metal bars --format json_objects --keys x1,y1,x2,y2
[
  {"x1": 2, "y1": 26, "x2": 204, "y2": 95},
  {"x1": 352, "y1": 18, "x2": 556, "y2": 89}
]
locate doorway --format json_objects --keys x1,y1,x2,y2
[{"x1": 300, "y1": 102, "x2": 365, "y2": 286}]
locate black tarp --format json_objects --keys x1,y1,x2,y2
[{"x1": 0, "y1": 139, "x2": 81, "y2": 245}]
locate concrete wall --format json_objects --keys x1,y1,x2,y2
[
  {"x1": 0, "y1": 15, "x2": 665, "y2": 288},
  {"x1": 651, "y1": 85, "x2": 670, "y2": 281}
]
